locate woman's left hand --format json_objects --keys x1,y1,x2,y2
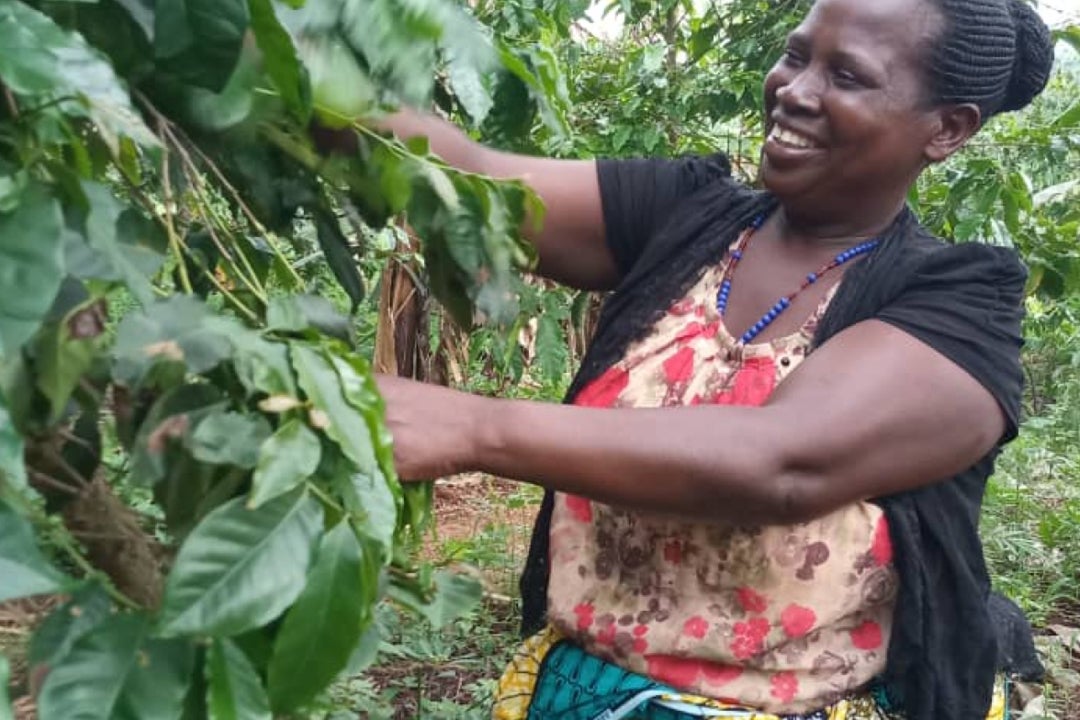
[{"x1": 376, "y1": 374, "x2": 486, "y2": 481}]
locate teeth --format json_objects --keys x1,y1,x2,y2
[{"x1": 771, "y1": 126, "x2": 816, "y2": 149}]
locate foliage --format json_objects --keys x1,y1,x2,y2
[{"x1": 0, "y1": 0, "x2": 575, "y2": 714}]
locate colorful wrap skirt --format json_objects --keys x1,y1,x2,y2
[{"x1": 492, "y1": 628, "x2": 1008, "y2": 720}]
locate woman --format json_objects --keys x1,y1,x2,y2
[{"x1": 374, "y1": 0, "x2": 1055, "y2": 717}]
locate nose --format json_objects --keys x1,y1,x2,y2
[{"x1": 776, "y1": 69, "x2": 824, "y2": 115}]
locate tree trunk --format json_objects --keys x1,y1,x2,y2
[
  {"x1": 60, "y1": 467, "x2": 163, "y2": 609},
  {"x1": 374, "y1": 227, "x2": 432, "y2": 381}
]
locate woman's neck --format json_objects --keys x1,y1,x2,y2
[{"x1": 772, "y1": 196, "x2": 908, "y2": 247}]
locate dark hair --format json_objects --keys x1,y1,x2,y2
[{"x1": 925, "y1": 0, "x2": 1055, "y2": 119}]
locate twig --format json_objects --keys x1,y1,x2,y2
[
  {"x1": 142, "y1": 93, "x2": 304, "y2": 288},
  {"x1": 184, "y1": 134, "x2": 306, "y2": 287},
  {"x1": 3, "y1": 85, "x2": 20, "y2": 120},
  {"x1": 177, "y1": 159, "x2": 267, "y2": 302},
  {"x1": 42, "y1": 447, "x2": 92, "y2": 489},
  {"x1": 57, "y1": 428, "x2": 95, "y2": 452},
  {"x1": 49, "y1": 530, "x2": 140, "y2": 611},
  {"x1": 158, "y1": 135, "x2": 194, "y2": 294},
  {"x1": 28, "y1": 470, "x2": 81, "y2": 497}
]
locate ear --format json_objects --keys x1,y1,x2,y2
[{"x1": 923, "y1": 103, "x2": 981, "y2": 163}]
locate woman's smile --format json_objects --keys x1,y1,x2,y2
[{"x1": 763, "y1": 121, "x2": 826, "y2": 168}]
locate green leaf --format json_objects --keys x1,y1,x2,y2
[
  {"x1": 327, "y1": 353, "x2": 397, "y2": 488},
  {"x1": 248, "y1": 0, "x2": 310, "y2": 122},
  {"x1": 0, "y1": 0, "x2": 157, "y2": 150},
  {"x1": 388, "y1": 569, "x2": 482, "y2": 629},
  {"x1": 339, "y1": 471, "x2": 396, "y2": 556},
  {"x1": 291, "y1": 345, "x2": 377, "y2": 475},
  {"x1": 154, "y1": 0, "x2": 250, "y2": 92},
  {"x1": 313, "y1": 209, "x2": 365, "y2": 311},
  {"x1": 0, "y1": 183, "x2": 64, "y2": 357},
  {"x1": 1054, "y1": 25, "x2": 1080, "y2": 55},
  {"x1": 74, "y1": 182, "x2": 165, "y2": 304},
  {"x1": 0, "y1": 655, "x2": 11, "y2": 720},
  {"x1": 206, "y1": 639, "x2": 271, "y2": 720},
  {"x1": 159, "y1": 490, "x2": 323, "y2": 637},
  {"x1": 419, "y1": 163, "x2": 459, "y2": 210},
  {"x1": 535, "y1": 291, "x2": 570, "y2": 382},
  {"x1": 265, "y1": 295, "x2": 352, "y2": 342},
  {"x1": 179, "y1": 46, "x2": 261, "y2": 132},
  {"x1": 496, "y1": 43, "x2": 570, "y2": 138},
  {"x1": 343, "y1": 622, "x2": 381, "y2": 674},
  {"x1": 129, "y1": 383, "x2": 225, "y2": 486},
  {"x1": 1052, "y1": 99, "x2": 1080, "y2": 131},
  {"x1": 440, "y1": 11, "x2": 498, "y2": 124},
  {"x1": 113, "y1": 296, "x2": 241, "y2": 385},
  {"x1": 29, "y1": 583, "x2": 113, "y2": 671},
  {"x1": 0, "y1": 498, "x2": 67, "y2": 603},
  {"x1": 338, "y1": 0, "x2": 440, "y2": 107},
  {"x1": 230, "y1": 332, "x2": 298, "y2": 398},
  {"x1": 249, "y1": 419, "x2": 321, "y2": 509},
  {"x1": 267, "y1": 522, "x2": 375, "y2": 712},
  {"x1": 302, "y1": 37, "x2": 379, "y2": 125},
  {"x1": 38, "y1": 613, "x2": 194, "y2": 720},
  {"x1": 114, "y1": 0, "x2": 156, "y2": 41},
  {"x1": 0, "y1": 170, "x2": 28, "y2": 214},
  {"x1": 35, "y1": 299, "x2": 107, "y2": 424},
  {"x1": 0, "y1": 391, "x2": 26, "y2": 492},
  {"x1": 189, "y1": 411, "x2": 272, "y2": 469}
]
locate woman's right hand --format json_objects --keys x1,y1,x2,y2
[{"x1": 325, "y1": 108, "x2": 619, "y2": 291}]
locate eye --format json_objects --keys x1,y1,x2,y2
[
  {"x1": 833, "y1": 68, "x2": 862, "y2": 88},
  {"x1": 782, "y1": 48, "x2": 807, "y2": 67}
]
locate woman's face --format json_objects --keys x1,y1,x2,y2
[{"x1": 761, "y1": 0, "x2": 947, "y2": 213}]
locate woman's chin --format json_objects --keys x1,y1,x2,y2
[{"x1": 759, "y1": 165, "x2": 815, "y2": 203}]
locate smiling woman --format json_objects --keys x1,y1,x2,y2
[{"x1": 370, "y1": 0, "x2": 1055, "y2": 718}]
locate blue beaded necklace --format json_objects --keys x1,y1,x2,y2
[{"x1": 717, "y1": 215, "x2": 879, "y2": 345}]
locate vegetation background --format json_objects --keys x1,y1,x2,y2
[{"x1": 0, "y1": 0, "x2": 1077, "y2": 718}]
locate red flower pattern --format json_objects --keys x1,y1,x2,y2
[
  {"x1": 645, "y1": 655, "x2": 700, "y2": 688},
  {"x1": 575, "y1": 367, "x2": 630, "y2": 408},
  {"x1": 770, "y1": 672, "x2": 799, "y2": 704},
  {"x1": 850, "y1": 620, "x2": 884, "y2": 650},
  {"x1": 573, "y1": 603, "x2": 595, "y2": 631},
  {"x1": 736, "y1": 587, "x2": 769, "y2": 614},
  {"x1": 683, "y1": 616, "x2": 710, "y2": 639},
  {"x1": 662, "y1": 346, "x2": 696, "y2": 384},
  {"x1": 730, "y1": 617, "x2": 771, "y2": 660},
  {"x1": 701, "y1": 663, "x2": 743, "y2": 686},
  {"x1": 780, "y1": 604, "x2": 817, "y2": 638},
  {"x1": 712, "y1": 358, "x2": 776, "y2": 406},
  {"x1": 871, "y1": 515, "x2": 894, "y2": 566},
  {"x1": 563, "y1": 494, "x2": 593, "y2": 523}
]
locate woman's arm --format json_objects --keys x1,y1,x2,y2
[
  {"x1": 373, "y1": 109, "x2": 619, "y2": 291},
  {"x1": 379, "y1": 319, "x2": 1005, "y2": 525}
]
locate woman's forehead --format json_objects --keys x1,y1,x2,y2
[{"x1": 797, "y1": 0, "x2": 941, "y2": 53}]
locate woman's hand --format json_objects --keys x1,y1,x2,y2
[{"x1": 376, "y1": 374, "x2": 487, "y2": 482}]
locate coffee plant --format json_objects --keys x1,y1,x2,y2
[{"x1": 0, "y1": 0, "x2": 563, "y2": 716}]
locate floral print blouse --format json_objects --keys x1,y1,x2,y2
[{"x1": 547, "y1": 260, "x2": 899, "y2": 714}]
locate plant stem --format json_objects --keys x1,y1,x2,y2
[
  {"x1": 50, "y1": 529, "x2": 140, "y2": 610},
  {"x1": 305, "y1": 481, "x2": 345, "y2": 515},
  {"x1": 159, "y1": 144, "x2": 194, "y2": 294}
]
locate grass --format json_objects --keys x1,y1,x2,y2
[{"x1": 329, "y1": 600, "x2": 519, "y2": 719}]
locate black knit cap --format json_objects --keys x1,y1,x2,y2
[{"x1": 927, "y1": 0, "x2": 1055, "y2": 119}]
